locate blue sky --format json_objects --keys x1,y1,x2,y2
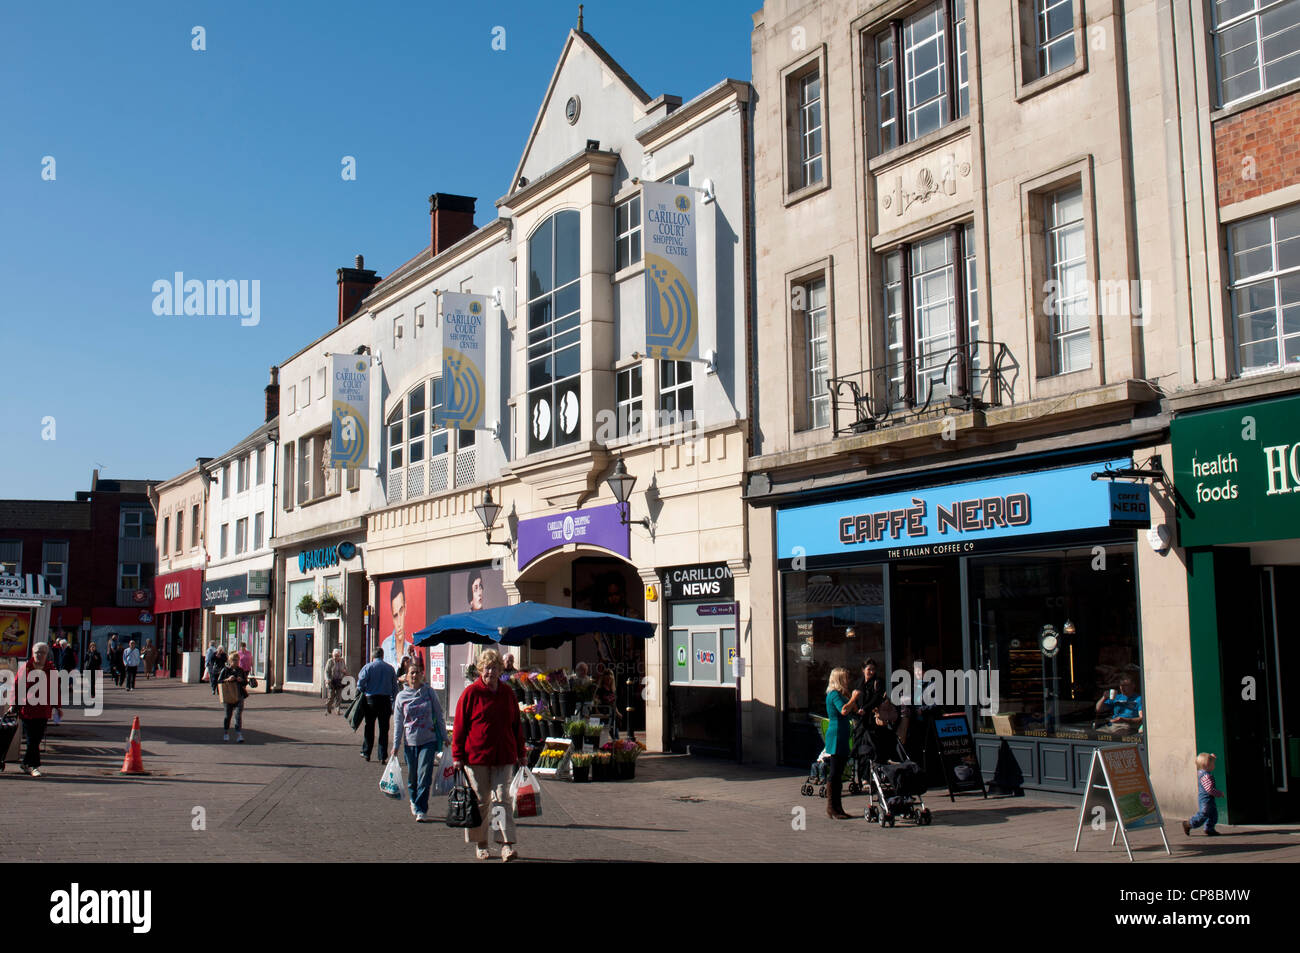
[{"x1": 0, "y1": 0, "x2": 755, "y2": 500}]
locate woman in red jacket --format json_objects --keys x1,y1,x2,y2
[
  {"x1": 6, "y1": 642, "x2": 60, "y2": 777},
  {"x1": 452, "y1": 648, "x2": 525, "y2": 862}
]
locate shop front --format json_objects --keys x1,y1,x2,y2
[
  {"x1": 1172, "y1": 392, "x2": 1300, "y2": 824},
  {"x1": 154, "y1": 567, "x2": 203, "y2": 678},
  {"x1": 513, "y1": 503, "x2": 648, "y2": 737},
  {"x1": 661, "y1": 563, "x2": 739, "y2": 757},
  {"x1": 281, "y1": 537, "x2": 365, "y2": 693},
  {"x1": 203, "y1": 569, "x2": 272, "y2": 683},
  {"x1": 775, "y1": 456, "x2": 1152, "y2": 793}
]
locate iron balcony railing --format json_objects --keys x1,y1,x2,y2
[{"x1": 828, "y1": 339, "x2": 1019, "y2": 438}]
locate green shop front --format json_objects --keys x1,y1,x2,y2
[
  {"x1": 774, "y1": 453, "x2": 1153, "y2": 793},
  {"x1": 1172, "y1": 392, "x2": 1300, "y2": 824}
]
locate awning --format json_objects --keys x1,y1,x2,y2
[
  {"x1": 0, "y1": 573, "x2": 61, "y2": 601},
  {"x1": 213, "y1": 599, "x2": 270, "y2": 616}
]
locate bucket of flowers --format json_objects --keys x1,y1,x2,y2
[
  {"x1": 608, "y1": 739, "x2": 645, "y2": 780},
  {"x1": 566, "y1": 719, "x2": 588, "y2": 751},
  {"x1": 591, "y1": 751, "x2": 612, "y2": 782},
  {"x1": 570, "y1": 752, "x2": 593, "y2": 783}
]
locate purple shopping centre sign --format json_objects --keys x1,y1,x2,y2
[{"x1": 516, "y1": 503, "x2": 631, "y2": 569}]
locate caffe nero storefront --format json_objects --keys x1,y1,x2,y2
[{"x1": 774, "y1": 451, "x2": 1152, "y2": 793}]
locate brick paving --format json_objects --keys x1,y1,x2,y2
[{"x1": 4, "y1": 679, "x2": 1298, "y2": 864}]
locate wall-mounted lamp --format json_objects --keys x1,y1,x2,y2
[
  {"x1": 605, "y1": 457, "x2": 651, "y2": 529},
  {"x1": 473, "y1": 488, "x2": 515, "y2": 552}
]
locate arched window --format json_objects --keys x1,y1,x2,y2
[
  {"x1": 527, "y1": 210, "x2": 582, "y2": 454},
  {"x1": 385, "y1": 377, "x2": 472, "y2": 504}
]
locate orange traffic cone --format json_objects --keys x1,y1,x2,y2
[{"x1": 120, "y1": 716, "x2": 145, "y2": 775}]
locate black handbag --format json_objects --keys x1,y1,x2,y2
[{"x1": 445, "y1": 767, "x2": 482, "y2": 829}]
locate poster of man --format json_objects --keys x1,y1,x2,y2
[{"x1": 378, "y1": 577, "x2": 426, "y2": 676}]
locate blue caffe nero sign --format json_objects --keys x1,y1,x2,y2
[
  {"x1": 298, "y1": 540, "x2": 356, "y2": 574},
  {"x1": 776, "y1": 459, "x2": 1139, "y2": 560}
]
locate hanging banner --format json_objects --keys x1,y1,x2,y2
[
  {"x1": 642, "y1": 180, "x2": 699, "y2": 361},
  {"x1": 331, "y1": 354, "x2": 370, "y2": 468},
  {"x1": 438, "y1": 292, "x2": 489, "y2": 430}
]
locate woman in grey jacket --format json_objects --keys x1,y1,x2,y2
[{"x1": 394, "y1": 664, "x2": 446, "y2": 822}]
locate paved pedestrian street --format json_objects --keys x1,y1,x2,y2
[{"x1": 5, "y1": 680, "x2": 1299, "y2": 866}]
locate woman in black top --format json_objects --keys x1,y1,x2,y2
[{"x1": 83, "y1": 644, "x2": 102, "y2": 697}]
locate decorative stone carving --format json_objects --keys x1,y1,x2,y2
[{"x1": 876, "y1": 138, "x2": 973, "y2": 228}]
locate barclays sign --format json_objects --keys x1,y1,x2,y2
[{"x1": 298, "y1": 540, "x2": 356, "y2": 574}]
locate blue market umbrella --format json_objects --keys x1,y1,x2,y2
[{"x1": 412, "y1": 600, "x2": 653, "y2": 651}]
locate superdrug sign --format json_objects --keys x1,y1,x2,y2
[{"x1": 660, "y1": 563, "x2": 734, "y2": 600}]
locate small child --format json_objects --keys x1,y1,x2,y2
[
  {"x1": 1183, "y1": 752, "x2": 1223, "y2": 837},
  {"x1": 810, "y1": 749, "x2": 831, "y2": 784}
]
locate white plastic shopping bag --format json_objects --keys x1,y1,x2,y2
[
  {"x1": 379, "y1": 751, "x2": 407, "y2": 801},
  {"x1": 432, "y1": 748, "x2": 458, "y2": 796},
  {"x1": 509, "y1": 765, "x2": 543, "y2": 818}
]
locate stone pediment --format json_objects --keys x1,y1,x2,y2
[{"x1": 505, "y1": 442, "x2": 613, "y2": 508}]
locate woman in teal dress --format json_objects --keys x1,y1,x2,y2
[{"x1": 825, "y1": 667, "x2": 860, "y2": 819}]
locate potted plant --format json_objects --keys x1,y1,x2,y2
[
  {"x1": 566, "y1": 719, "x2": 588, "y2": 751},
  {"x1": 570, "y1": 753, "x2": 592, "y2": 783},
  {"x1": 296, "y1": 593, "x2": 319, "y2": 617},
  {"x1": 584, "y1": 722, "x2": 603, "y2": 746},
  {"x1": 591, "y1": 752, "x2": 612, "y2": 781},
  {"x1": 318, "y1": 589, "x2": 341, "y2": 615}
]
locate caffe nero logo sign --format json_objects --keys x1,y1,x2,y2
[{"x1": 299, "y1": 541, "x2": 356, "y2": 574}]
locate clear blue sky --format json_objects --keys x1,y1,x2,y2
[{"x1": 0, "y1": 0, "x2": 755, "y2": 500}]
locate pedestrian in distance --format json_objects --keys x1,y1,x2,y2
[
  {"x1": 452, "y1": 648, "x2": 525, "y2": 862},
  {"x1": 107, "y1": 634, "x2": 123, "y2": 687},
  {"x1": 142, "y1": 640, "x2": 157, "y2": 679},
  {"x1": 217, "y1": 656, "x2": 249, "y2": 743},
  {"x1": 5, "y1": 642, "x2": 61, "y2": 777},
  {"x1": 83, "y1": 642, "x2": 102, "y2": 698},
  {"x1": 58, "y1": 639, "x2": 77, "y2": 673},
  {"x1": 122, "y1": 640, "x2": 141, "y2": 692},
  {"x1": 1183, "y1": 752, "x2": 1224, "y2": 837},
  {"x1": 204, "y1": 642, "x2": 219, "y2": 694},
  {"x1": 395, "y1": 662, "x2": 446, "y2": 822},
  {"x1": 208, "y1": 644, "x2": 228, "y2": 696},
  {"x1": 324, "y1": 649, "x2": 348, "y2": 715},
  {"x1": 824, "y1": 667, "x2": 858, "y2": 820},
  {"x1": 357, "y1": 647, "x2": 397, "y2": 762}
]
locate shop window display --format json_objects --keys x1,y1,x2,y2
[
  {"x1": 782, "y1": 567, "x2": 885, "y2": 757},
  {"x1": 967, "y1": 543, "x2": 1141, "y2": 741}
]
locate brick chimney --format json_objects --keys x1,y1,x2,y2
[
  {"x1": 265, "y1": 366, "x2": 280, "y2": 422},
  {"x1": 337, "y1": 254, "x2": 380, "y2": 325},
  {"x1": 429, "y1": 194, "x2": 476, "y2": 254}
]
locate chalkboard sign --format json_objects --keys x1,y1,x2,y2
[{"x1": 930, "y1": 713, "x2": 987, "y2": 802}]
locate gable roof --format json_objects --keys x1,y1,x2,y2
[{"x1": 508, "y1": 29, "x2": 652, "y2": 199}]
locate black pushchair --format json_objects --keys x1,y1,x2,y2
[{"x1": 862, "y1": 733, "x2": 932, "y2": 827}]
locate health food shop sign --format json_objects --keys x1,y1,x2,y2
[{"x1": 1171, "y1": 394, "x2": 1300, "y2": 547}]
